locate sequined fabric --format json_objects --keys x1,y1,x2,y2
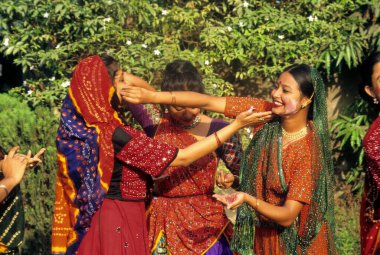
[
  {"x1": 224, "y1": 97, "x2": 273, "y2": 119},
  {"x1": 360, "y1": 116, "x2": 380, "y2": 255},
  {"x1": 253, "y1": 131, "x2": 332, "y2": 255},
  {"x1": 147, "y1": 117, "x2": 232, "y2": 255},
  {"x1": 0, "y1": 184, "x2": 24, "y2": 253},
  {"x1": 224, "y1": 97, "x2": 337, "y2": 255},
  {"x1": 115, "y1": 125, "x2": 178, "y2": 200}
]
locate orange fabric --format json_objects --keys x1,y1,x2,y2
[
  {"x1": 254, "y1": 135, "x2": 330, "y2": 255},
  {"x1": 224, "y1": 97, "x2": 273, "y2": 119},
  {"x1": 225, "y1": 97, "x2": 332, "y2": 255}
]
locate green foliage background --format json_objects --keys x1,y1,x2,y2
[{"x1": 0, "y1": 0, "x2": 379, "y2": 254}]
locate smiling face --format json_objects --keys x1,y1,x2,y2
[{"x1": 271, "y1": 71, "x2": 308, "y2": 117}]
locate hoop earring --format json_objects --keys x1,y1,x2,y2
[{"x1": 374, "y1": 97, "x2": 379, "y2": 105}]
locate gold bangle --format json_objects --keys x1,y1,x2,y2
[
  {"x1": 169, "y1": 91, "x2": 176, "y2": 105},
  {"x1": 0, "y1": 184, "x2": 9, "y2": 197},
  {"x1": 214, "y1": 132, "x2": 222, "y2": 147}
]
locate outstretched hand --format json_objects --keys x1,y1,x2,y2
[
  {"x1": 213, "y1": 192, "x2": 246, "y2": 210},
  {"x1": 2, "y1": 146, "x2": 31, "y2": 186},
  {"x1": 234, "y1": 108, "x2": 273, "y2": 129}
]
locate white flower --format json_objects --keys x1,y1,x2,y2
[
  {"x1": 278, "y1": 35, "x2": 284, "y2": 40},
  {"x1": 314, "y1": 16, "x2": 318, "y2": 21},
  {"x1": 141, "y1": 44, "x2": 148, "y2": 48},
  {"x1": 205, "y1": 60, "x2": 210, "y2": 65},
  {"x1": 56, "y1": 44, "x2": 60, "y2": 49},
  {"x1": 43, "y1": 12, "x2": 49, "y2": 18},
  {"x1": 227, "y1": 26, "x2": 232, "y2": 32},
  {"x1": 103, "y1": 17, "x2": 111, "y2": 22},
  {"x1": 3, "y1": 38, "x2": 9, "y2": 47},
  {"x1": 49, "y1": 77, "x2": 56, "y2": 81},
  {"x1": 61, "y1": 81, "x2": 70, "y2": 88},
  {"x1": 243, "y1": 1, "x2": 249, "y2": 8},
  {"x1": 239, "y1": 21, "x2": 244, "y2": 27},
  {"x1": 154, "y1": 49, "x2": 161, "y2": 56},
  {"x1": 27, "y1": 90, "x2": 33, "y2": 95},
  {"x1": 307, "y1": 15, "x2": 315, "y2": 22},
  {"x1": 23, "y1": 81, "x2": 27, "y2": 87},
  {"x1": 162, "y1": 9, "x2": 168, "y2": 16},
  {"x1": 126, "y1": 40, "x2": 132, "y2": 45},
  {"x1": 213, "y1": 83, "x2": 217, "y2": 88}
]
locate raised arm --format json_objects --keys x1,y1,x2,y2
[
  {"x1": 114, "y1": 108, "x2": 272, "y2": 178},
  {"x1": 119, "y1": 75, "x2": 227, "y2": 113}
]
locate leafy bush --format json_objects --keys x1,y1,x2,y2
[
  {"x1": 0, "y1": 93, "x2": 59, "y2": 254},
  {"x1": 331, "y1": 97, "x2": 377, "y2": 193},
  {"x1": 1, "y1": 0, "x2": 379, "y2": 107}
]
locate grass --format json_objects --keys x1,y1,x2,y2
[{"x1": 334, "y1": 180, "x2": 361, "y2": 254}]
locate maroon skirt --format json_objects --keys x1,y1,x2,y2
[{"x1": 78, "y1": 198, "x2": 149, "y2": 255}]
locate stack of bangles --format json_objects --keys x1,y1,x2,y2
[{"x1": 169, "y1": 91, "x2": 176, "y2": 104}]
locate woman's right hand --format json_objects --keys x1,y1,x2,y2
[
  {"x1": 2, "y1": 146, "x2": 31, "y2": 187},
  {"x1": 119, "y1": 81, "x2": 155, "y2": 104},
  {"x1": 233, "y1": 109, "x2": 273, "y2": 129}
]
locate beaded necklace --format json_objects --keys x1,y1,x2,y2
[{"x1": 281, "y1": 126, "x2": 308, "y2": 142}]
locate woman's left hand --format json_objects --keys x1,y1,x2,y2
[
  {"x1": 27, "y1": 148, "x2": 46, "y2": 169},
  {"x1": 213, "y1": 191, "x2": 246, "y2": 209},
  {"x1": 15, "y1": 148, "x2": 46, "y2": 169}
]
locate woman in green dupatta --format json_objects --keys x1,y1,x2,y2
[{"x1": 120, "y1": 64, "x2": 337, "y2": 255}]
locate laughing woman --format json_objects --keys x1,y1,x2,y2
[{"x1": 121, "y1": 64, "x2": 337, "y2": 254}]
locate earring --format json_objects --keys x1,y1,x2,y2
[
  {"x1": 374, "y1": 97, "x2": 379, "y2": 105},
  {"x1": 164, "y1": 108, "x2": 169, "y2": 113}
]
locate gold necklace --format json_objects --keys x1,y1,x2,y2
[{"x1": 281, "y1": 126, "x2": 308, "y2": 142}]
